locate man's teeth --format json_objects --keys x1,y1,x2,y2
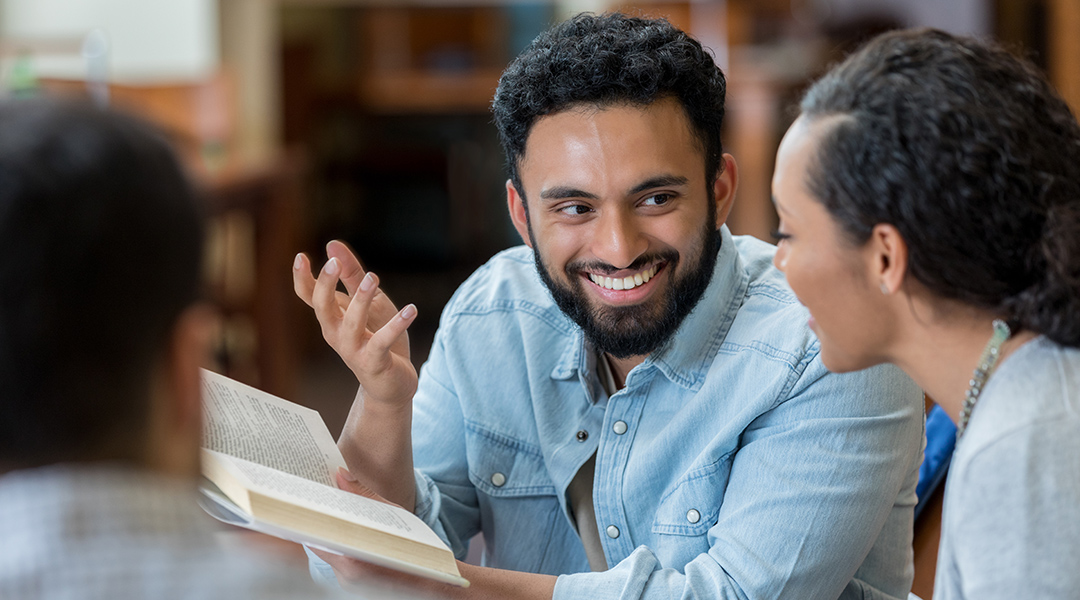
[{"x1": 588, "y1": 264, "x2": 659, "y2": 291}]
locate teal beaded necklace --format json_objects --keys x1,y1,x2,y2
[{"x1": 957, "y1": 319, "x2": 1012, "y2": 439}]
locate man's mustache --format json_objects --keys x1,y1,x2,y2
[{"x1": 565, "y1": 250, "x2": 679, "y2": 276}]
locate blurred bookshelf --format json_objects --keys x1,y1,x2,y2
[
  {"x1": 355, "y1": 6, "x2": 508, "y2": 114},
  {"x1": 277, "y1": 4, "x2": 551, "y2": 381}
]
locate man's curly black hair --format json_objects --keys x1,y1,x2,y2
[{"x1": 492, "y1": 12, "x2": 727, "y2": 199}]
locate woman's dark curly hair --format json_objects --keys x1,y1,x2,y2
[
  {"x1": 492, "y1": 12, "x2": 726, "y2": 198},
  {"x1": 801, "y1": 28, "x2": 1080, "y2": 347}
]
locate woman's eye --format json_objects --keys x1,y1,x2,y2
[{"x1": 771, "y1": 229, "x2": 791, "y2": 242}]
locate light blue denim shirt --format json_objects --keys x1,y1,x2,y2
[{"x1": 311, "y1": 227, "x2": 924, "y2": 600}]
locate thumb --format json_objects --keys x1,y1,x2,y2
[{"x1": 335, "y1": 467, "x2": 394, "y2": 505}]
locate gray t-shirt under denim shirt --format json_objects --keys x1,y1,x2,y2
[{"x1": 934, "y1": 336, "x2": 1080, "y2": 599}]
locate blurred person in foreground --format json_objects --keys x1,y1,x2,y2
[
  {"x1": 0, "y1": 100, "x2": 400, "y2": 600},
  {"x1": 294, "y1": 13, "x2": 925, "y2": 600},
  {"x1": 772, "y1": 28, "x2": 1080, "y2": 599}
]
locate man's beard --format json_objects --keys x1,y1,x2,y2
[{"x1": 530, "y1": 220, "x2": 721, "y2": 359}]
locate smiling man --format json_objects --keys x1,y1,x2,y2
[
  {"x1": 296, "y1": 13, "x2": 924, "y2": 600},
  {"x1": 515, "y1": 96, "x2": 727, "y2": 373}
]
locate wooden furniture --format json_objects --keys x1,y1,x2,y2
[
  {"x1": 912, "y1": 477, "x2": 945, "y2": 599},
  {"x1": 355, "y1": 6, "x2": 507, "y2": 114},
  {"x1": 201, "y1": 153, "x2": 306, "y2": 399},
  {"x1": 1048, "y1": 0, "x2": 1080, "y2": 116},
  {"x1": 995, "y1": 0, "x2": 1080, "y2": 116}
]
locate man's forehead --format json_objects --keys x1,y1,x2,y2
[
  {"x1": 517, "y1": 97, "x2": 704, "y2": 191},
  {"x1": 523, "y1": 96, "x2": 691, "y2": 143}
]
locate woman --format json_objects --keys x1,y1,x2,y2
[{"x1": 771, "y1": 29, "x2": 1080, "y2": 599}]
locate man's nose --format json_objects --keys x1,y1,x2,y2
[{"x1": 592, "y1": 208, "x2": 647, "y2": 270}]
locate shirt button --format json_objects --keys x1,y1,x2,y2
[
  {"x1": 612, "y1": 420, "x2": 628, "y2": 435},
  {"x1": 606, "y1": 525, "x2": 620, "y2": 539},
  {"x1": 491, "y1": 472, "x2": 506, "y2": 487},
  {"x1": 576, "y1": 430, "x2": 588, "y2": 442},
  {"x1": 686, "y1": 509, "x2": 701, "y2": 524}
]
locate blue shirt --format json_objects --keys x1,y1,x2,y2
[{"x1": 313, "y1": 227, "x2": 924, "y2": 599}]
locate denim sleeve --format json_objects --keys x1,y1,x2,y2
[
  {"x1": 554, "y1": 358, "x2": 924, "y2": 600},
  {"x1": 408, "y1": 327, "x2": 482, "y2": 560}
]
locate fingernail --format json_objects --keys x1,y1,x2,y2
[
  {"x1": 401, "y1": 304, "x2": 417, "y2": 320},
  {"x1": 337, "y1": 467, "x2": 358, "y2": 483},
  {"x1": 293, "y1": 253, "x2": 303, "y2": 270},
  {"x1": 360, "y1": 273, "x2": 375, "y2": 292},
  {"x1": 325, "y1": 257, "x2": 339, "y2": 275}
]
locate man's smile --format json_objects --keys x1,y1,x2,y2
[
  {"x1": 577, "y1": 261, "x2": 669, "y2": 305},
  {"x1": 585, "y1": 262, "x2": 662, "y2": 291}
]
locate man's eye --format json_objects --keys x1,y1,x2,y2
[
  {"x1": 642, "y1": 193, "x2": 673, "y2": 206},
  {"x1": 559, "y1": 204, "x2": 592, "y2": 216}
]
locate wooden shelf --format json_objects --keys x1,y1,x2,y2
[
  {"x1": 358, "y1": 67, "x2": 501, "y2": 113},
  {"x1": 352, "y1": 5, "x2": 508, "y2": 113}
]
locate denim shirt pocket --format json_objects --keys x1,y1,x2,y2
[
  {"x1": 464, "y1": 422, "x2": 576, "y2": 574},
  {"x1": 652, "y1": 451, "x2": 734, "y2": 536},
  {"x1": 465, "y1": 423, "x2": 555, "y2": 497}
]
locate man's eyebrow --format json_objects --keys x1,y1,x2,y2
[
  {"x1": 629, "y1": 175, "x2": 690, "y2": 195},
  {"x1": 539, "y1": 186, "x2": 600, "y2": 201},
  {"x1": 538, "y1": 175, "x2": 690, "y2": 202}
]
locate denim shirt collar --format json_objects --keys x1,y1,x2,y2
[{"x1": 550, "y1": 226, "x2": 749, "y2": 398}]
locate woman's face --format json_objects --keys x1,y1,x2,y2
[{"x1": 771, "y1": 115, "x2": 894, "y2": 373}]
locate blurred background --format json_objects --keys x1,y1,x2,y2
[
  {"x1": 2, "y1": 0, "x2": 1076, "y2": 591},
  {"x1": 1, "y1": 0, "x2": 1076, "y2": 450}
]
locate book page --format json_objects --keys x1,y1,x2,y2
[
  {"x1": 201, "y1": 369, "x2": 346, "y2": 486},
  {"x1": 206, "y1": 450, "x2": 448, "y2": 550}
]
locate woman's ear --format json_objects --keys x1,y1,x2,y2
[{"x1": 869, "y1": 223, "x2": 908, "y2": 295}]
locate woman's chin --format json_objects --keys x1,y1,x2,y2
[{"x1": 818, "y1": 344, "x2": 879, "y2": 374}]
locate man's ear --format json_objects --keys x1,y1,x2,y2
[
  {"x1": 506, "y1": 179, "x2": 532, "y2": 248},
  {"x1": 712, "y1": 154, "x2": 738, "y2": 228},
  {"x1": 163, "y1": 303, "x2": 217, "y2": 434},
  {"x1": 869, "y1": 223, "x2": 908, "y2": 294},
  {"x1": 145, "y1": 302, "x2": 216, "y2": 477}
]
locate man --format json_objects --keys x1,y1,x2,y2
[
  {"x1": 0, "y1": 101, "x2": 394, "y2": 599},
  {"x1": 296, "y1": 13, "x2": 924, "y2": 600}
]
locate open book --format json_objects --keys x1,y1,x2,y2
[{"x1": 198, "y1": 369, "x2": 468, "y2": 587}]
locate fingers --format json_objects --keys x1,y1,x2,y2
[
  {"x1": 309, "y1": 547, "x2": 418, "y2": 592},
  {"x1": 341, "y1": 271, "x2": 378, "y2": 340},
  {"x1": 294, "y1": 244, "x2": 414, "y2": 367},
  {"x1": 367, "y1": 303, "x2": 417, "y2": 358},
  {"x1": 292, "y1": 253, "x2": 317, "y2": 307},
  {"x1": 326, "y1": 240, "x2": 367, "y2": 296},
  {"x1": 312, "y1": 257, "x2": 344, "y2": 334},
  {"x1": 335, "y1": 468, "x2": 398, "y2": 505}
]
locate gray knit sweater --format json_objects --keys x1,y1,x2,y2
[{"x1": 934, "y1": 336, "x2": 1080, "y2": 599}]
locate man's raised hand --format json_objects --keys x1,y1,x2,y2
[{"x1": 293, "y1": 241, "x2": 418, "y2": 409}]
